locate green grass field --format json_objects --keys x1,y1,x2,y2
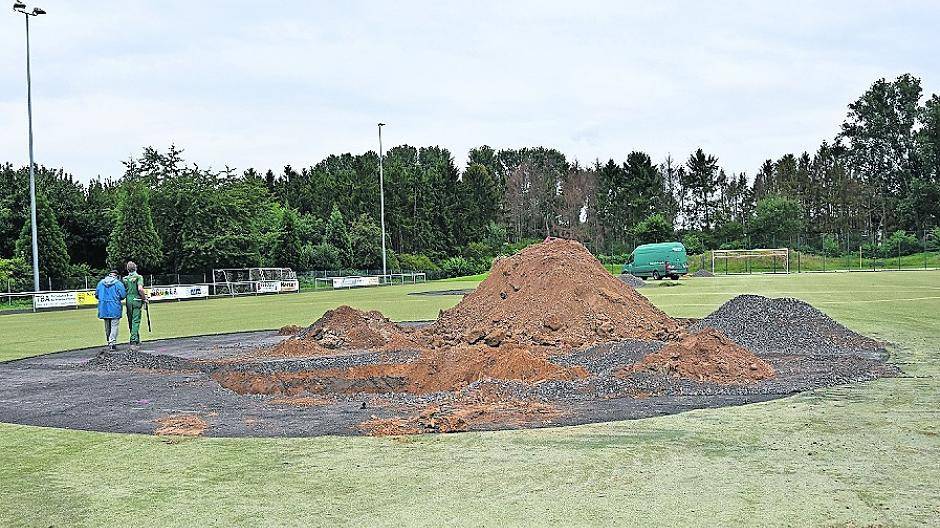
[{"x1": 1, "y1": 272, "x2": 938, "y2": 527}]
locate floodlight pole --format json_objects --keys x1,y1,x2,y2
[
  {"x1": 13, "y1": 3, "x2": 46, "y2": 292},
  {"x1": 377, "y1": 123, "x2": 387, "y2": 282}
]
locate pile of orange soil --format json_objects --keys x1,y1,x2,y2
[
  {"x1": 360, "y1": 384, "x2": 563, "y2": 435},
  {"x1": 426, "y1": 238, "x2": 679, "y2": 349},
  {"x1": 154, "y1": 413, "x2": 207, "y2": 436},
  {"x1": 214, "y1": 342, "x2": 588, "y2": 396},
  {"x1": 620, "y1": 328, "x2": 775, "y2": 384},
  {"x1": 267, "y1": 305, "x2": 426, "y2": 356}
]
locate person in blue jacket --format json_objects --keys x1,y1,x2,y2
[{"x1": 95, "y1": 269, "x2": 127, "y2": 353}]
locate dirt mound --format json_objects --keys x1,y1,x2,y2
[
  {"x1": 691, "y1": 269, "x2": 715, "y2": 277},
  {"x1": 269, "y1": 306, "x2": 425, "y2": 356},
  {"x1": 618, "y1": 273, "x2": 646, "y2": 288},
  {"x1": 621, "y1": 328, "x2": 774, "y2": 384},
  {"x1": 691, "y1": 295, "x2": 885, "y2": 355},
  {"x1": 428, "y1": 238, "x2": 678, "y2": 349},
  {"x1": 277, "y1": 324, "x2": 303, "y2": 336},
  {"x1": 400, "y1": 343, "x2": 588, "y2": 393},
  {"x1": 213, "y1": 343, "x2": 588, "y2": 396}
]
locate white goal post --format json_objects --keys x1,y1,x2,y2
[{"x1": 711, "y1": 248, "x2": 789, "y2": 274}]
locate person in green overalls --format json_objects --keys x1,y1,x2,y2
[{"x1": 123, "y1": 261, "x2": 149, "y2": 348}]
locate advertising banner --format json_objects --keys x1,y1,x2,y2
[
  {"x1": 256, "y1": 281, "x2": 282, "y2": 294},
  {"x1": 76, "y1": 290, "x2": 98, "y2": 306},
  {"x1": 145, "y1": 285, "x2": 209, "y2": 301},
  {"x1": 332, "y1": 276, "x2": 380, "y2": 288},
  {"x1": 33, "y1": 291, "x2": 78, "y2": 309},
  {"x1": 177, "y1": 285, "x2": 209, "y2": 299},
  {"x1": 279, "y1": 279, "x2": 300, "y2": 292},
  {"x1": 147, "y1": 286, "x2": 178, "y2": 301}
]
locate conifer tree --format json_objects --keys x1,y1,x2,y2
[
  {"x1": 15, "y1": 191, "x2": 71, "y2": 279},
  {"x1": 107, "y1": 183, "x2": 163, "y2": 271}
]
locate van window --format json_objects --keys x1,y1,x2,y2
[{"x1": 626, "y1": 254, "x2": 634, "y2": 264}]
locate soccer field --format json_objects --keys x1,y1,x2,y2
[{"x1": 1, "y1": 272, "x2": 938, "y2": 527}]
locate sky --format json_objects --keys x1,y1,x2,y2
[{"x1": 1, "y1": 0, "x2": 938, "y2": 183}]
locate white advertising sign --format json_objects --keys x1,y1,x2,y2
[
  {"x1": 256, "y1": 280, "x2": 282, "y2": 294},
  {"x1": 332, "y1": 276, "x2": 380, "y2": 288},
  {"x1": 178, "y1": 285, "x2": 209, "y2": 299},
  {"x1": 146, "y1": 285, "x2": 209, "y2": 302},
  {"x1": 33, "y1": 291, "x2": 78, "y2": 309},
  {"x1": 279, "y1": 279, "x2": 299, "y2": 292},
  {"x1": 147, "y1": 286, "x2": 178, "y2": 301}
]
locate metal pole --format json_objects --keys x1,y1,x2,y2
[
  {"x1": 377, "y1": 123, "x2": 387, "y2": 283},
  {"x1": 24, "y1": 13, "x2": 40, "y2": 292}
]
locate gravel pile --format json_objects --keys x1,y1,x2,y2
[
  {"x1": 691, "y1": 294, "x2": 886, "y2": 357},
  {"x1": 618, "y1": 274, "x2": 646, "y2": 288},
  {"x1": 551, "y1": 340, "x2": 662, "y2": 375},
  {"x1": 691, "y1": 269, "x2": 716, "y2": 277}
]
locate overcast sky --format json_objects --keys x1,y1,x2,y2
[{"x1": 1, "y1": 1, "x2": 938, "y2": 183}]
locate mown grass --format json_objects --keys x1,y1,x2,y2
[
  {"x1": 687, "y1": 250, "x2": 940, "y2": 274},
  {"x1": 1, "y1": 272, "x2": 939, "y2": 527}
]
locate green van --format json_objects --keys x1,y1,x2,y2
[{"x1": 621, "y1": 242, "x2": 688, "y2": 280}]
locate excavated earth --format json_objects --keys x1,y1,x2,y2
[{"x1": 0, "y1": 239, "x2": 898, "y2": 437}]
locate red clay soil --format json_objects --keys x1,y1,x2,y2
[
  {"x1": 620, "y1": 328, "x2": 775, "y2": 384},
  {"x1": 154, "y1": 413, "x2": 207, "y2": 436},
  {"x1": 425, "y1": 238, "x2": 679, "y2": 349},
  {"x1": 360, "y1": 385, "x2": 564, "y2": 435},
  {"x1": 213, "y1": 342, "x2": 588, "y2": 396},
  {"x1": 266, "y1": 306, "x2": 426, "y2": 356}
]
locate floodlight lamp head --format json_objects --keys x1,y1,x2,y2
[
  {"x1": 13, "y1": 2, "x2": 26, "y2": 11},
  {"x1": 32, "y1": 6, "x2": 44, "y2": 14},
  {"x1": 377, "y1": 122, "x2": 385, "y2": 127}
]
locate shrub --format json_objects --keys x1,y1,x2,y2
[
  {"x1": 307, "y1": 243, "x2": 343, "y2": 271},
  {"x1": 633, "y1": 213, "x2": 674, "y2": 245},
  {"x1": 822, "y1": 235, "x2": 841, "y2": 257},
  {"x1": 883, "y1": 230, "x2": 920, "y2": 257},
  {"x1": 682, "y1": 233, "x2": 706, "y2": 255},
  {"x1": 397, "y1": 253, "x2": 439, "y2": 272},
  {"x1": 0, "y1": 257, "x2": 30, "y2": 291},
  {"x1": 438, "y1": 256, "x2": 481, "y2": 278},
  {"x1": 597, "y1": 253, "x2": 631, "y2": 266},
  {"x1": 463, "y1": 241, "x2": 494, "y2": 261}
]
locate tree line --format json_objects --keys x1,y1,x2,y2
[{"x1": 1, "y1": 74, "x2": 939, "y2": 289}]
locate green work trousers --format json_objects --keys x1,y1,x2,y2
[{"x1": 126, "y1": 300, "x2": 143, "y2": 344}]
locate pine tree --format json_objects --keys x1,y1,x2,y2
[
  {"x1": 15, "y1": 191, "x2": 71, "y2": 279},
  {"x1": 107, "y1": 183, "x2": 163, "y2": 271}
]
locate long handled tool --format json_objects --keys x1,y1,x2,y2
[{"x1": 144, "y1": 300, "x2": 151, "y2": 332}]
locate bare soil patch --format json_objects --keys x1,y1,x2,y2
[{"x1": 154, "y1": 413, "x2": 207, "y2": 436}]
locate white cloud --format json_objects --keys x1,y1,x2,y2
[{"x1": 1, "y1": 0, "x2": 938, "y2": 182}]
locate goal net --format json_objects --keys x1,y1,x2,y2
[
  {"x1": 211, "y1": 267, "x2": 298, "y2": 296},
  {"x1": 711, "y1": 248, "x2": 790, "y2": 274}
]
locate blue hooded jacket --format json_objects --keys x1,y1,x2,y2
[{"x1": 95, "y1": 275, "x2": 127, "y2": 319}]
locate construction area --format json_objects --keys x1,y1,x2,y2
[{"x1": 0, "y1": 239, "x2": 897, "y2": 437}]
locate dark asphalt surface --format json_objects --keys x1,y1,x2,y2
[{"x1": 0, "y1": 329, "x2": 897, "y2": 438}]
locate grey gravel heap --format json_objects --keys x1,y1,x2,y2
[
  {"x1": 691, "y1": 294, "x2": 886, "y2": 357},
  {"x1": 618, "y1": 273, "x2": 646, "y2": 288},
  {"x1": 691, "y1": 269, "x2": 716, "y2": 277}
]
